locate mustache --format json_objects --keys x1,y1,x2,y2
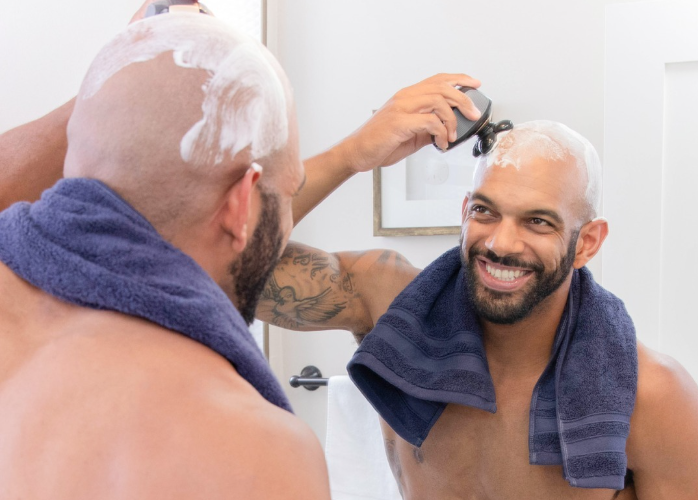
[{"x1": 467, "y1": 246, "x2": 545, "y2": 273}]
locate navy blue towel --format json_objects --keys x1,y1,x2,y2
[
  {"x1": 0, "y1": 178, "x2": 291, "y2": 412},
  {"x1": 347, "y1": 246, "x2": 637, "y2": 489}
]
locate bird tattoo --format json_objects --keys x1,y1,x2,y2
[{"x1": 260, "y1": 275, "x2": 347, "y2": 329}]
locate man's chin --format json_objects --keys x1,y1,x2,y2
[{"x1": 472, "y1": 289, "x2": 535, "y2": 325}]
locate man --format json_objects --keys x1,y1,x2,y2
[
  {"x1": 0, "y1": 4, "x2": 482, "y2": 500},
  {"x1": 258, "y1": 121, "x2": 698, "y2": 499},
  {"x1": 0, "y1": 10, "x2": 331, "y2": 499}
]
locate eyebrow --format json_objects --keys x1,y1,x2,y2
[{"x1": 469, "y1": 192, "x2": 564, "y2": 226}]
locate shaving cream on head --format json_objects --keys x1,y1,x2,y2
[
  {"x1": 79, "y1": 13, "x2": 288, "y2": 165},
  {"x1": 476, "y1": 120, "x2": 602, "y2": 217}
]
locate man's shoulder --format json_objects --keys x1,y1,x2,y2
[
  {"x1": 132, "y1": 345, "x2": 330, "y2": 498},
  {"x1": 53, "y1": 311, "x2": 331, "y2": 498},
  {"x1": 344, "y1": 248, "x2": 421, "y2": 331},
  {"x1": 136, "y1": 375, "x2": 330, "y2": 499},
  {"x1": 635, "y1": 341, "x2": 698, "y2": 406},
  {"x1": 626, "y1": 341, "x2": 698, "y2": 491}
]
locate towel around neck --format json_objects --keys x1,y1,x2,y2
[
  {"x1": 348, "y1": 246, "x2": 637, "y2": 490},
  {"x1": 0, "y1": 178, "x2": 291, "y2": 412}
]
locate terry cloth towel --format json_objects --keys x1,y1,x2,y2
[
  {"x1": 325, "y1": 376, "x2": 402, "y2": 500},
  {"x1": 347, "y1": 246, "x2": 637, "y2": 490},
  {"x1": 0, "y1": 178, "x2": 291, "y2": 412}
]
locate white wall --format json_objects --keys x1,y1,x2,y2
[
  {"x1": 0, "y1": 0, "x2": 261, "y2": 133},
  {"x1": 268, "y1": 0, "x2": 647, "y2": 446},
  {"x1": 0, "y1": 2, "x2": 137, "y2": 132}
]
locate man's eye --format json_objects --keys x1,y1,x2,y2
[
  {"x1": 471, "y1": 205, "x2": 490, "y2": 214},
  {"x1": 529, "y1": 217, "x2": 553, "y2": 228}
]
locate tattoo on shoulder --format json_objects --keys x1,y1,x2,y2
[
  {"x1": 377, "y1": 250, "x2": 393, "y2": 265},
  {"x1": 293, "y1": 252, "x2": 311, "y2": 266},
  {"x1": 310, "y1": 253, "x2": 330, "y2": 279},
  {"x1": 376, "y1": 250, "x2": 413, "y2": 270},
  {"x1": 341, "y1": 273, "x2": 354, "y2": 293},
  {"x1": 259, "y1": 274, "x2": 347, "y2": 329},
  {"x1": 394, "y1": 253, "x2": 412, "y2": 269}
]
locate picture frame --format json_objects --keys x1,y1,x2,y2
[{"x1": 373, "y1": 137, "x2": 480, "y2": 236}]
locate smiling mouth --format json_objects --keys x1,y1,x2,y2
[
  {"x1": 485, "y1": 262, "x2": 526, "y2": 282},
  {"x1": 476, "y1": 258, "x2": 533, "y2": 291}
]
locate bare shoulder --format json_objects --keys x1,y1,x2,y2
[
  {"x1": 67, "y1": 312, "x2": 330, "y2": 499},
  {"x1": 1, "y1": 304, "x2": 330, "y2": 499},
  {"x1": 634, "y1": 341, "x2": 698, "y2": 411},
  {"x1": 626, "y1": 341, "x2": 698, "y2": 498},
  {"x1": 154, "y1": 385, "x2": 331, "y2": 500},
  {"x1": 337, "y1": 247, "x2": 420, "y2": 324}
]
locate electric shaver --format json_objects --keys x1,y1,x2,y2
[{"x1": 435, "y1": 87, "x2": 513, "y2": 157}]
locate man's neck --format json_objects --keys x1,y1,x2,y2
[{"x1": 480, "y1": 278, "x2": 573, "y2": 383}]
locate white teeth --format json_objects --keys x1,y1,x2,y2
[{"x1": 485, "y1": 263, "x2": 524, "y2": 282}]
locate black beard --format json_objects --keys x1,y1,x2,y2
[
  {"x1": 228, "y1": 190, "x2": 283, "y2": 325},
  {"x1": 462, "y1": 231, "x2": 579, "y2": 325}
]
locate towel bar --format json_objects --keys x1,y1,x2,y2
[{"x1": 289, "y1": 365, "x2": 328, "y2": 391}]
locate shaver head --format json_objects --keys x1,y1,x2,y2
[
  {"x1": 145, "y1": 0, "x2": 212, "y2": 17},
  {"x1": 472, "y1": 119, "x2": 514, "y2": 157},
  {"x1": 434, "y1": 87, "x2": 513, "y2": 157}
]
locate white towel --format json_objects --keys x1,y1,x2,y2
[{"x1": 325, "y1": 376, "x2": 402, "y2": 500}]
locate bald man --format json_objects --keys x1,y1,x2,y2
[
  {"x1": 0, "y1": 11, "x2": 327, "y2": 499},
  {"x1": 258, "y1": 121, "x2": 698, "y2": 499},
  {"x1": 0, "y1": 4, "x2": 483, "y2": 500}
]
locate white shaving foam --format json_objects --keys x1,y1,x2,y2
[
  {"x1": 79, "y1": 13, "x2": 288, "y2": 164},
  {"x1": 477, "y1": 120, "x2": 602, "y2": 216}
]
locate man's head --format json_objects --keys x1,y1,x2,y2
[
  {"x1": 460, "y1": 120, "x2": 608, "y2": 325},
  {"x1": 64, "y1": 13, "x2": 305, "y2": 324}
]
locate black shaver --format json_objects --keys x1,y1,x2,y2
[
  {"x1": 435, "y1": 87, "x2": 513, "y2": 157},
  {"x1": 145, "y1": 0, "x2": 212, "y2": 17}
]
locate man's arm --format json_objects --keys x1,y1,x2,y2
[
  {"x1": 0, "y1": 99, "x2": 74, "y2": 211},
  {"x1": 293, "y1": 73, "x2": 482, "y2": 223},
  {"x1": 627, "y1": 342, "x2": 698, "y2": 498},
  {"x1": 257, "y1": 241, "x2": 419, "y2": 342}
]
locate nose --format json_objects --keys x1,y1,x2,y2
[{"x1": 485, "y1": 219, "x2": 525, "y2": 257}]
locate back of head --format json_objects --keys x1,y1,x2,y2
[
  {"x1": 477, "y1": 120, "x2": 602, "y2": 221},
  {"x1": 64, "y1": 13, "x2": 291, "y2": 231}
]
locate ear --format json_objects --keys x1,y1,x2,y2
[
  {"x1": 221, "y1": 165, "x2": 262, "y2": 254},
  {"x1": 573, "y1": 217, "x2": 609, "y2": 269}
]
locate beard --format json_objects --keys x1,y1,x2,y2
[
  {"x1": 462, "y1": 231, "x2": 579, "y2": 325},
  {"x1": 228, "y1": 189, "x2": 284, "y2": 325}
]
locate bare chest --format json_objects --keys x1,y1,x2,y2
[{"x1": 380, "y1": 401, "x2": 635, "y2": 500}]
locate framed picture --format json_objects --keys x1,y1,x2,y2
[{"x1": 373, "y1": 137, "x2": 480, "y2": 236}]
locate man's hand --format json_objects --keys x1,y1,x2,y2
[
  {"x1": 340, "y1": 73, "x2": 482, "y2": 173},
  {"x1": 294, "y1": 73, "x2": 483, "y2": 223}
]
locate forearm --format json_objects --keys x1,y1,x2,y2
[
  {"x1": 293, "y1": 73, "x2": 482, "y2": 225},
  {"x1": 294, "y1": 141, "x2": 358, "y2": 224},
  {"x1": 0, "y1": 98, "x2": 75, "y2": 211}
]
